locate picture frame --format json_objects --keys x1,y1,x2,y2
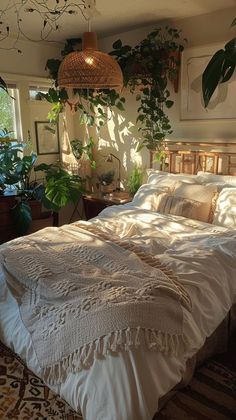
[
  {"x1": 35, "y1": 121, "x2": 60, "y2": 155},
  {"x1": 181, "y1": 44, "x2": 236, "y2": 120}
]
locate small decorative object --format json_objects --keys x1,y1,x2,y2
[
  {"x1": 35, "y1": 121, "x2": 60, "y2": 155},
  {"x1": 98, "y1": 170, "x2": 115, "y2": 193},
  {"x1": 127, "y1": 166, "x2": 144, "y2": 195}
]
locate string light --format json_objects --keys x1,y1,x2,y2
[{"x1": 0, "y1": 0, "x2": 99, "y2": 53}]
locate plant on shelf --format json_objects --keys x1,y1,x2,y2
[
  {"x1": 0, "y1": 141, "x2": 84, "y2": 235},
  {"x1": 127, "y1": 166, "x2": 144, "y2": 195},
  {"x1": 202, "y1": 18, "x2": 236, "y2": 107},
  {"x1": 97, "y1": 170, "x2": 115, "y2": 186},
  {"x1": 110, "y1": 26, "x2": 185, "y2": 155}
]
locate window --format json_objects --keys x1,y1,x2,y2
[
  {"x1": 0, "y1": 86, "x2": 21, "y2": 140},
  {"x1": 29, "y1": 86, "x2": 49, "y2": 101}
]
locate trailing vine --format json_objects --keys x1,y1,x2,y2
[
  {"x1": 110, "y1": 26, "x2": 185, "y2": 153},
  {"x1": 41, "y1": 39, "x2": 126, "y2": 131},
  {"x1": 43, "y1": 26, "x2": 185, "y2": 154}
]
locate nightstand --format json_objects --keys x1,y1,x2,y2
[{"x1": 83, "y1": 192, "x2": 132, "y2": 220}]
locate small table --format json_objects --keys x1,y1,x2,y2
[{"x1": 83, "y1": 192, "x2": 132, "y2": 220}]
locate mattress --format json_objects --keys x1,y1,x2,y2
[{"x1": 0, "y1": 205, "x2": 236, "y2": 420}]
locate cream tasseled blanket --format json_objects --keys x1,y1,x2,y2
[{"x1": 1, "y1": 223, "x2": 191, "y2": 385}]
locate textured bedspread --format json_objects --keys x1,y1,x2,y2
[
  {"x1": 0, "y1": 205, "x2": 236, "y2": 419},
  {"x1": 0, "y1": 223, "x2": 191, "y2": 385}
]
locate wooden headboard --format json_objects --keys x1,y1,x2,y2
[{"x1": 156, "y1": 141, "x2": 236, "y2": 175}]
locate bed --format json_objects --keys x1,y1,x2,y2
[{"x1": 0, "y1": 171, "x2": 236, "y2": 420}]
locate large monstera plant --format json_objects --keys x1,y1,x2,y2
[
  {"x1": 202, "y1": 18, "x2": 236, "y2": 107},
  {"x1": 0, "y1": 142, "x2": 83, "y2": 235}
]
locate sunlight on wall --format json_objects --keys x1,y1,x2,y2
[{"x1": 92, "y1": 92, "x2": 150, "y2": 186}]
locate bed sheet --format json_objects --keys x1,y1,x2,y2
[{"x1": 0, "y1": 205, "x2": 236, "y2": 420}]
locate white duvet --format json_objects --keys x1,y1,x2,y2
[{"x1": 0, "y1": 204, "x2": 236, "y2": 420}]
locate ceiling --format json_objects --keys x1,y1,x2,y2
[{"x1": 1, "y1": 0, "x2": 236, "y2": 43}]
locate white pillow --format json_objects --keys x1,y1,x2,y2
[
  {"x1": 147, "y1": 171, "x2": 202, "y2": 186},
  {"x1": 205, "y1": 182, "x2": 236, "y2": 192},
  {"x1": 197, "y1": 171, "x2": 236, "y2": 186},
  {"x1": 213, "y1": 188, "x2": 236, "y2": 228},
  {"x1": 131, "y1": 184, "x2": 168, "y2": 210},
  {"x1": 156, "y1": 182, "x2": 218, "y2": 223}
]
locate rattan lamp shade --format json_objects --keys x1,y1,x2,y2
[{"x1": 58, "y1": 32, "x2": 123, "y2": 90}]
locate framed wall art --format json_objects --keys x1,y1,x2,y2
[
  {"x1": 35, "y1": 121, "x2": 60, "y2": 155},
  {"x1": 181, "y1": 44, "x2": 236, "y2": 120}
]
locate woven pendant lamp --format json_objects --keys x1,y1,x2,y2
[{"x1": 58, "y1": 32, "x2": 123, "y2": 90}]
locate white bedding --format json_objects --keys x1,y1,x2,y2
[{"x1": 0, "y1": 204, "x2": 236, "y2": 420}]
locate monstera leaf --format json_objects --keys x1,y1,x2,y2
[
  {"x1": 11, "y1": 201, "x2": 32, "y2": 235},
  {"x1": 34, "y1": 163, "x2": 83, "y2": 213},
  {"x1": 202, "y1": 19, "x2": 236, "y2": 107}
]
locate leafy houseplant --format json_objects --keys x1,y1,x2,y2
[
  {"x1": 202, "y1": 18, "x2": 236, "y2": 107},
  {"x1": 98, "y1": 170, "x2": 115, "y2": 186},
  {"x1": 43, "y1": 26, "x2": 184, "y2": 160},
  {"x1": 70, "y1": 136, "x2": 96, "y2": 169},
  {"x1": 127, "y1": 166, "x2": 144, "y2": 195},
  {"x1": 41, "y1": 39, "x2": 126, "y2": 128},
  {"x1": 34, "y1": 163, "x2": 84, "y2": 213},
  {"x1": 0, "y1": 142, "x2": 84, "y2": 235},
  {"x1": 0, "y1": 142, "x2": 38, "y2": 234},
  {"x1": 110, "y1": 26, "x2": 185, "y2": 155}
]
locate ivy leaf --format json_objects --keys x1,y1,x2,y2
[
  {"x1": 165, "y1": 100, "x2": 174, "y2": 108},
  {"x1": 113, "y1": 39, "x2": 122, "y2": 50},
  {"x1": 11, "y1": 201, "x2": 32, "y2": 235},
  {"x1": 116, "y1": 102, "x2": 125, "y2": 111}
]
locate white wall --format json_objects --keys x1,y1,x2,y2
[
  {"x1": 86, "y1": 5, "x2": 236, "y2": 181},
  {"x1": 0, "y1": 37, "x2": 62, "y2": 77}
]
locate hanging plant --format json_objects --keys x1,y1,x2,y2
[
  {"x1": 43, "y1": 26, "x2": 185, "y2": 157},
  {"x1": 110, "y1": 26, "x2": 185, "y2": 154}
]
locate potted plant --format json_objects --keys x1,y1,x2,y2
[
  {"x1": 127, "y1": 166, "x2": 144, "y2": 196},
  {"x1": 202, "y1": 18, "x2": 236, "y2": 107},
  {"x1": 0, "y1": 141, "x2": 84, "y2": 236},
  {"x1": 97, "y1": 170, "x2": 115, "y2": 194}
]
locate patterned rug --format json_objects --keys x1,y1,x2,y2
[{"x1": 0, "y1": 341, "x2": 236, "y2": 420}]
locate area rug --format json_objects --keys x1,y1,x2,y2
[
  {"x1": 0, "y1": 341, "x2": 81, "y2": 419},
  {"x1": 1, "y1": 341, "x2": 236, "y2": 420},
  {"x1": 155, "y1": 359, "x2": 236, "y2": 420}
]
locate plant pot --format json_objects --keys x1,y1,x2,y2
[
  {"x1": 100, "y1": 184, "x2": 114, "y2": 194},
  {"x1": 168, "y1": 50, "x2": 181, "y2": 93},
  {"x1": 28, "y1": 200, "x2": 42, "y2": 220}
]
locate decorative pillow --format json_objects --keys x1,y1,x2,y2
[
  {"x1": 197, "y1": 171, "x2": 236, "y2": 186},
  {"x1": 157, "y1": 195, "x2": 211, "y2": 222},
  {"x1": 213, "y1": 188, "x2": 236, "y2": 228},
  {"x1": 156, "y1": 182, "x2": 218, "y2": 223},
  {"x1": 131, "y1": 184, "x2": 168, "y2": 210}
]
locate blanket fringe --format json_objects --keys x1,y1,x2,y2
[{"x1": 42, "y1": 327, "x2": 183, "y2": 385}]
